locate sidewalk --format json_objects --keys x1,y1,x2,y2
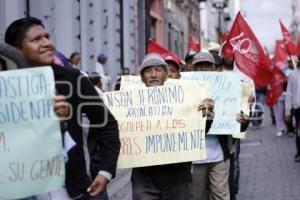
[
  {"x1": 107, "y1": 168, "x2": 132, "y2": 200},
  {"x1": 236, "y1": 107, "x2": 300, "y2": 200},
  {"x1": 107, "y1": 107, "x2": 300, "y2": 200}
]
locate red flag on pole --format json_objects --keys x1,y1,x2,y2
[
  {"x1": 221, "y1": 12, "x2": 273, "y2": 87},
  {"x1": 222, "y1": 32, "x2": 228, "y2": 43},
  {"x1": 273, "y1": 39, "x2": 293, "y2": 77},
  {"x1": 279, "y1": 19, "x2": 296, "y2": 56},
  {"x1": 265, "y1": 40, "x2": 288, "y2": 107},
  {"x1": 274, "y1": 40, "x2": 288, "y2": 67},
  {"x1": 147, "y1": 39, "x2": 182, "y2": 65},
  {"x1": 265, "y1": 66, "x2": 286, "y2": 107},
  {"x1": 188, "y1": 36, "x2": 200, "y2": 53}
]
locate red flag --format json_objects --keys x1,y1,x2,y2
[
  {"x1": 279, "y1": 19, "x2": 296, "y2": 56},
  {"x1": 274, "y1": 40, "x2": 288, "y2": 67},
  {"x1": 266, "y1": 40, "x2": 287, "y2": 107},
  {"x1": 222, "y1": 32, "x2": 228, "y2": 43},
  {"x1": 273, "y1": 40, "x2": 293, "y2": 77},
  {"x1": 147, "y1": 39, "x2": 182, "y2": 65},
  {"x1": 188, "y1": 36, "x2": 200, "y2": 53},
  {"x1": 265, "y1": 66, "x2": 286, "y2": 107},
  {"x1": 222, "y1": 12, "x2": 273, "y2": 87}
]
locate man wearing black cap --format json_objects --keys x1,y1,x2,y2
[{"x1": 184, "y1": 51, "x2": 197, "y2": 71}]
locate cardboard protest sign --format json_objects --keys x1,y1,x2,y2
[
  {"x1": 180, "y1": 72, "x2": 241, "y2": 135},
  {"x1": 121, "y1": 73, "x2": 242, "y2": 135},
  {"x1": 120, "y1": 75, "x2": 145, "y2": 90},
  {"x1": 102, "y1": 81, "x2": 208, "y2": 168},
  {"x1": 0, "y1": 67, "x2": 64, "y2": 199},
  {"x1": 120, "y1": 75, "x2": 208, "y2": 89}
]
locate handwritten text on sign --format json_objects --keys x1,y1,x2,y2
[
  {"x1": 102, "y1": 82, "x2": 208, "y2": 168},
  {"x1": 120, "y1": 74, "x2": 241, "y2": 135},
  {"x1": 0, "y1": 67, "x2": 64, "y2": 199},
  {"x1": 180, "y1": 72, "x2": 241, "y2": 135}
]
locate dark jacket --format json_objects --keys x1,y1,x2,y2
[
  {"x1": 52, "y1": 65, "x2": 120, "y2": 198},
  {"x1": 218, "y1": 111, "x2": 251, "y2": 160}
]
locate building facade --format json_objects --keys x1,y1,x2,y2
[
  {"x1": 292, "y1": 0, "x2": 300, "y2": 39},
  {"x1": 163, "y1": 0, "x2": 200, "y2": 59},
  {"x1": 0, "y1": 0, "x2": 201, "y2": 89},
  {"x1": 199, "y1": 0, "x2": 238, "y2": 46}
]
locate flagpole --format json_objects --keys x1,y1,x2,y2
[
  {"x1": 279, "y1": 19, "x2": 297, "y2": 69},
  {"x1": 290, "y1": 55, "x2": 297, "y2": 69},
  {"x1": 219, "y1": 41, "x2": 226, "y2": 56}
]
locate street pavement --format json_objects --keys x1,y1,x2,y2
[
  {"x1": 107, "y1": 107, "x2": 300, "y2": 200},
  {"x1": 236, "y1": 107, "x2": 300, "y2": 200}
]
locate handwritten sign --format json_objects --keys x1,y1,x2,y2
[
  {"x1": 0, "y1": 67, "x2": 64, "y2": 199},
  {"x1": 179, "y1": 72, "x2": 241, "y2": 135},
  {"x1": 121, "y1": 73, "x2": 242, "y2": 135},
  {"x1": 120, "y1": 75, "x2": 145, "y2": 90},
  {"x1": 120, "y1": 75, "x2": 190, "y2": 90},
  {"x1": 102, "y1": 81, "x2": 208, "y2": 168}
]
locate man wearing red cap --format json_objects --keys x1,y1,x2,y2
[{"x1": 163, "y1": 54, "x2": 181, "y2": 79}]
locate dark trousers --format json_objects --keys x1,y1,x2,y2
[
  {"x1": 229, "y1": 154, "x2": 235, "y2": 200},
  {"x1": 286, "y1": 109, "x2": 295, "y2": 134},
  {"x1": 131, "y1": 163, "x2": 191, "y2": 200},
  {"x1": 74, "y1": 191, "x2": 108, "y2": 200},
  {"x1": 234, "y1": 140, "x2": 241, "y2": 194},
  {"x1": 229, "y1": 139, "x2": 240, "y2": 200},
  {"x1": 293, "y1": 108, "x2": 300, "y2": 155}
]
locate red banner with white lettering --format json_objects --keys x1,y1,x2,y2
[
  {"x1": 222, "y1": 12, "x2": 273, "y2": 88},
  {"x1": 279, "y1": 19, "x2": 296, "y2": 56}
]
